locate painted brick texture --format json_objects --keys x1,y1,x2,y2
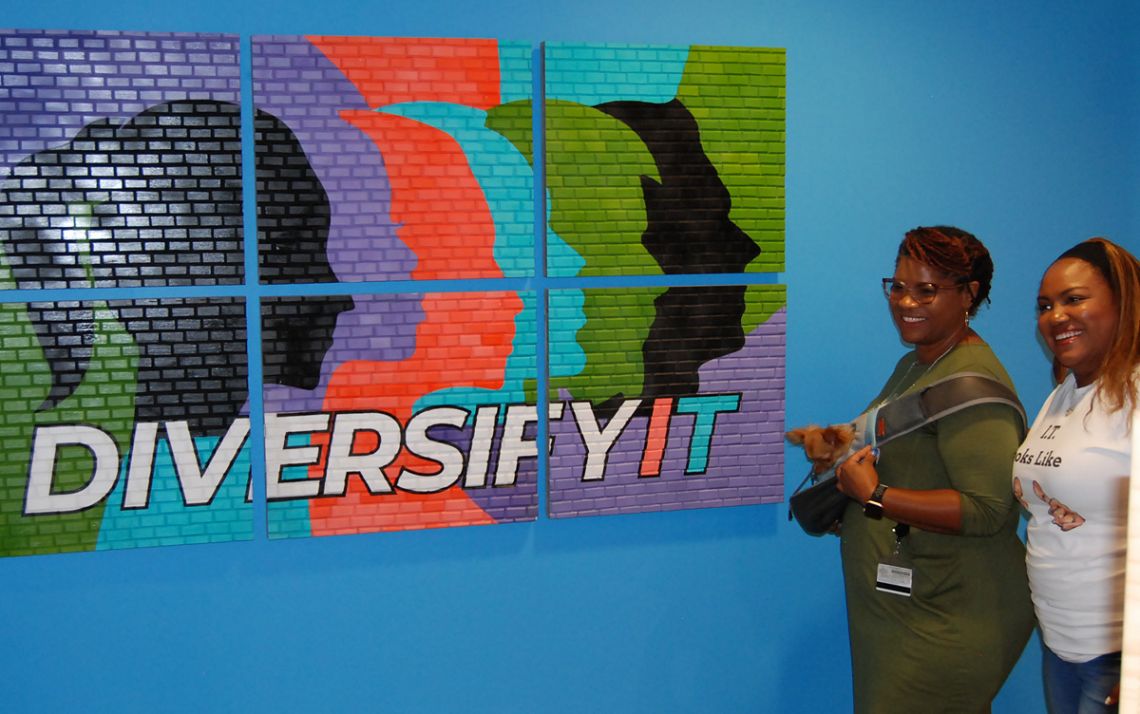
[
  {"x1": 542, "y1": 43, "x2": 786, "y2": 518},
  {"x1": 544, "y1": 43, "x2": 785, "y2": 277},
  {"x1": 0, "y1": 32, "x2": 785, "y2": 554},
  {"x1": 548, "y1": 286, "x2": 786, "y2": 518},
  {"x1": 0, "y1": 31, "x2": 249, "y2": 556},
  {"x1": 252, "y1": 36, "x2": 541, "y2": 538}
]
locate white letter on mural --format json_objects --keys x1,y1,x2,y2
[
  {"x1": 165, "y1": 418, "x2": 250, "y2": 506},
  {"x1": 398, "y1": 406, "x2": 468, "y2": 494},
  {"x1": 572, "y1": 399, "x2": 641, "y2": 482},
  {"x1": 494, "y1": 404, "x2": 537, "y2": 487},
  {"x1": 323, "y1": 412, "x2": 400, "y2": 496},
  {"x1": 25, "y1": 425, "x2": 120, "y2": 514},
  {"x1": 264, "y1": 412, "x2": 329, "y2": 500},
  {"x1": 122, "y1": 421, "x2": 159, "y2": 509},
  {"x1": 463, "y1": 405, "x2": 499, "y2": 489},
  {"x1": 493, "y1": 403, "x2": 564, "y2": 487}
]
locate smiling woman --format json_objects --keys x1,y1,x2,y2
[
  {"x1": 831, "y1": 226, "x2": 1033, "y2": 713},
  {"x1": 1014, "y1": 238, "x2": 1140, "y2": 714}
]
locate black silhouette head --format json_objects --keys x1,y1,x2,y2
[{"x1": 0, "y1": 100, "x2": 352, "y2": 434}]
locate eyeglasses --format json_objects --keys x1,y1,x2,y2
[{"x1": 881, "y1": 278, "x2": 966, "y2": 304}]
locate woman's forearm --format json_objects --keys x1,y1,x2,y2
[{"x1": 878, "y1": 487, "x2": 962, "y2": 534}]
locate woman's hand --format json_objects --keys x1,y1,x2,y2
[
  {"x1": 835, "y1": 445, "x2": 879, "y2": 504},
  {"x1": 1031, "y1": 480, "x2": 1086, "y2": 531},
  {"x1": 1105, "y1": 681, "x2": 1120, "y2": 707}
]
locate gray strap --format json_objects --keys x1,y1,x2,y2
[{"x1": 875, "y1": 372, "x2": 1027, "y2": 447}]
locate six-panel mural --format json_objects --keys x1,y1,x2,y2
[{"x1": 0, "y1": 30, "x2": 785, "y2": 556}]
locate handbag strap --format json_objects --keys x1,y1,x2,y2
[
  {"x1": 788, "y1": 466, "x2": 817, "y2": 498},
  {"x1": 874, "y1": 371, "x2": 1028, "y2": 446}
]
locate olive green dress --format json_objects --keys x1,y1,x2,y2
[{"x1": 840, "y1": 344, "x2": 1033, "y2": 714}]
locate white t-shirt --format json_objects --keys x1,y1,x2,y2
[{"x1": 1012, "y1": 374, "x2": 1131, "y2": 662}]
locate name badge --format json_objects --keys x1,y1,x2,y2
[{"x1": 876, "y1": 562, "x2": 913, "y2": 597}]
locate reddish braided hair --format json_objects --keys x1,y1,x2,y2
[{"x1": 897, "y1": 225, "x2": 993, "y2": 316}]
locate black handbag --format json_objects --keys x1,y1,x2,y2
[
  {"x1": 787, "y1": 372, "x2": 1026, "y2": 536},
  {"x1": 787, "y1": 472, "x2": 847, "y2": 535}
]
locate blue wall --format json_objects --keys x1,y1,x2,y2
[{"x1": 1, "y1": 1, "x2": 1136, "y2": 711}]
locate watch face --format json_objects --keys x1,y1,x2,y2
[
  {"x1": 864, "y1": 500, "x2": 884, "y2": 519},
  {"x1": 864, "y1": 483, "x2": 887, "y2": 519}
]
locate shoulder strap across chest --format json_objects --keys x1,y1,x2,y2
[{"x1": 874, "y1": 371, "x2": 1027, "y2": 446}]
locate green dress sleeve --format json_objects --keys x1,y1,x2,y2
[{"x1": 935, "y1": 401, "x2": 1024, "y2": 536}]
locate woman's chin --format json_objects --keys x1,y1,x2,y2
[{"x1": 894, "y1": 324, "x2": 926, "y2": 345}]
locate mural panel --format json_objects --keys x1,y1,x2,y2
[
  {"x1": 537, "y1": 42, "x2": 785, "y2": 277},
  {"x1": 0, "y1": 30, "x2": 247, "y2": 556},
  {"x1": 251, "y1": 35, "x2": 535, "y2": 283},
  {"x1": 547, "y1": 285, "x2": 785, "y2": 517},
  {"x1": 262, "y1": 290, "x2": 538, "y2": 537}
]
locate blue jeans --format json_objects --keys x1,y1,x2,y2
[{"x1": 1043, "y1": 645, "x2": 1120, "y2": 714}]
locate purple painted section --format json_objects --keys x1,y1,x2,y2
[
  {"x1": 431, "y1": 424, "x2": 538, "y2": 523},
  {"x1": 251, "y1": 36, "x2": 415, "y2": 283},
  {"x1": 549, "y1": 308, "x2": 786, "y2": 518},
  {"x1": 0, "y1": 30, "x2": 239, "y2": 176}
]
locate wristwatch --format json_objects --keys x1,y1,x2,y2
[{"x1": 864, "y1": 483, "x2": 888, "y2": 519}]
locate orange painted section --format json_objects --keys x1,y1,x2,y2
[
  {"x1": 307, "y1": 36, "x2": 501, "y2": 109},
  {"x1": 341, "y1": 110, "x2": 502, "y2": 280},
  {"x1": 639, "y1": 398, "x2": 673, "y2": 477}
]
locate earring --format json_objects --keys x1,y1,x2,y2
[{"x1": 964, "y1": 311, "x2": 970, "y2": 327}]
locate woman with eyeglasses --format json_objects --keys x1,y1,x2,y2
[
  {"x1": 835, "y1": 226, "x2": 1033, "y2": 713},
  {"x1": 1011, "y1": 238, "x2": 1140, "y2": 713}
]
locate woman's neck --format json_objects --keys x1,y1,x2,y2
[{"x1": 915, "y1": 326, "x2": 975, "y2": 364}]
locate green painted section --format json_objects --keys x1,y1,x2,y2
[
  {"x1": 743, "y1": 284, "x2": 787, "y2": 333},
  {"x1": 0, "y1": 301, "x2": 138, "y2": 556},
  {"x1": 490, "y1": 99, "x2": 664, "y2": 278},
  {"x1": 677, "y1": 47, "x2": 786, "y2": 273},
  {"x1": 485, "y1": 100, "x2": 535, "y2": 166},
  {"x1": 547, "y1": 286, "x2": 663, "y2": 403}
]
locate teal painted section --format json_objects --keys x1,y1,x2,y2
[
  {"x1": 545, "y1": 42, "x2": 688, "y2": 104},
  {"x1": 97, "y1": 435, "x2": 252, "y2": 549},
  {"x1": 499, "y1": 41, "x2": 533, "y2": 104},
  {"x1": 548, "y1": 285, "x2": 587, "y2": 379},
  {"x1": 676, "y1": 393, "x2": 741, "y2": 473}
]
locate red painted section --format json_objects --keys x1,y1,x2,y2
[
  {"x1": 284, "y1": 38, "x2": 522, "y2": 534},
  {"x1": 308, "y1": 36, "x2": 501, "y2": 109},
  {"x1": 342, "y1": 110, "x2": 502, "y2": 280}
]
